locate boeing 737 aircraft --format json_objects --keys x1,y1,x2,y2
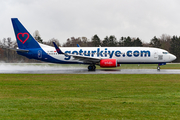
[{"x1": 11, "y1": 18, "x2": 176, "y2": 71}]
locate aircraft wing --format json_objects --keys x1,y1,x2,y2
[
  {"x1": 67, "y1": 54, "x2": 101, "y2": 63},
  {"x1": 53, "y1": 42, "x2": 101, "y2": 63}
]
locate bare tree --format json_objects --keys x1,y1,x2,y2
[
  {"x1": 63, "y1": 37, "x2": 81, "y2": 47},
  {"x1": 159, "y1": 34, "x2": 171, "y2": 51},
  {"x1": 44, "y1": 38, "x2": 61, "y2": 47},
  {"x1": 33, "y1": 30, "x2": 43, "y2": 43}
]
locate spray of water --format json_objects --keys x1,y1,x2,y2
[{"x1": 0, "y1": 63, "x2": 86, "y2": 73}]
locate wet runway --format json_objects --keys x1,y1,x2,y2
[{"x1": 0, "y1": 63, "x2": 180, "y2": 74}]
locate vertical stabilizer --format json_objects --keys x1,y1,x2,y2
[{"x1": 11, "y1": 18, "x2": 40, "y2": 49}]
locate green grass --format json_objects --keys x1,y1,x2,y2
[{"x1": 0, "y1": 74, "x2": 180, "y2": 119}]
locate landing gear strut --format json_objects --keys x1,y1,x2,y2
[{"x1": 88, "y1": 64, "x2": 96, "y2": 71}]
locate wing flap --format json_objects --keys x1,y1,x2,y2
[{"x1": 72, "y1": 55, "x2": 101, "y2": 63}]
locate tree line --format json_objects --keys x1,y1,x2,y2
[{"x1": 0, "y1": 32, "x2": 180, "y2": 62}]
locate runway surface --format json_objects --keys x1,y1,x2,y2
[{"x1": 0, "y1": 63, "x2": 180, "y2": 74}]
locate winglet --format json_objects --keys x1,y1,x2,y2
[
  {"x1": 77, "y1": 44, "x2": 80, "y2": 47},
  {"x1": 53, "y1": 42, "x2": 64, "y2": 54}
]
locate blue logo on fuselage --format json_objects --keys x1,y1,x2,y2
[{"x1": 64, "y1": 48, "x2": 150, "y2": 60}]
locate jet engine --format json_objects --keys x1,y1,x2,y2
[{"x1": 100, "y1": 59, "x2": 120, "y2": 67}]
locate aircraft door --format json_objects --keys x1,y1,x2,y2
[
  {"x1": 154, "y1": 51, "x2": 158, "y2": 58},
  {"x1": 38, "y1": 50, "x2": 42, "y2": 59}
]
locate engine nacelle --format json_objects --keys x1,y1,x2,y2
[{"x1": 100, "y1": 59, "x2": 119, "y2": 68}]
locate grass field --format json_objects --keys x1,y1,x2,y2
[{"x1": 0, "y1": 74, "x2": 180, "y2": 119}]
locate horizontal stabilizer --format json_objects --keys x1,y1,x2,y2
[{"x1": 7, "y1": 48, "x2": 29, "y2": 52}]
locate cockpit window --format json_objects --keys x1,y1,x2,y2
[{"x1": 162, "y1": 52, "x2": 168, "y2": 54}]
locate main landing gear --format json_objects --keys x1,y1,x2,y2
[{"x1": 88, "y1": 64, "x2": 96, "y2": 71}]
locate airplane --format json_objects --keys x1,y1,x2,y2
[{"x1": 11, "y1": 18, "x2": 176, "y2": 71}]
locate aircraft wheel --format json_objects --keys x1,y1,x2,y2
[
  {"x1": 92, "y1": 65, "x2": 96, "y2": 70},
  {"x1": 157, "y1": 66, "x2": 160, "y2": 71},
  {"x1": 88, "y1": 65, "x2": 92, "y2": 71},
  {"x1": 88, "y1": 65, "x2": 96, "y2": 71}
]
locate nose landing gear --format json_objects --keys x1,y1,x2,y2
[
  {"x1": 157, "y1": 63, "x2": 166, "y2": 71},
  {"x1": 157, "y1": 65, "x2": 160, "y2": 71}
]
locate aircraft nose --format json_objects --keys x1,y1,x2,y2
[{"x1": 170, "y1": 54, "x2": 176, "y2": 61}]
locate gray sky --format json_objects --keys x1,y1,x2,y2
[{"x1": 1, "y1": 0, "x2": 180, "y2": 44}]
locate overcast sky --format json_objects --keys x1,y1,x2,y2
[{"x1": 1, "y1": 0, "x2": 180, "y2": 44}]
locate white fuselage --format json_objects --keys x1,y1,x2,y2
[{"x1": 39, "y1": 44, "x2": 176, "y2": 64}]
